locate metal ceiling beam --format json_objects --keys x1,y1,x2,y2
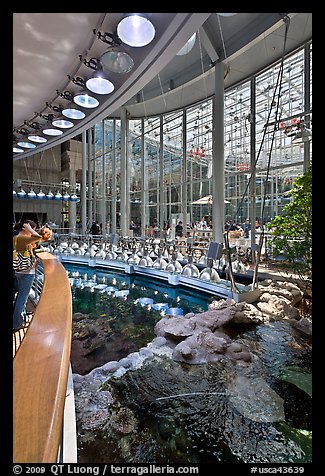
[{"x1": 199, "y1": 25, "x2": 219, "y2": 63}]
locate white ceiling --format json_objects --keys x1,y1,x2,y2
[
  {"x1": 13, "y1": 12, "x2": 312, "y2": 160},
  {"x1": 13, "y1": 13, "x2": 105, "y2": 127}
]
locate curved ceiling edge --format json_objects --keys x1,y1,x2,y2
[
  {"x1": 14, "y1": 12, "x2": 212, "y2": 161},
  {"x1": 124, "y1": 13, "x2": 312, "y2": 118}
]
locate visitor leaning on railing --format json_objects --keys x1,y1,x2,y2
[{"x1": 13, "y1": 220, "x2": 52, "y2": 332}]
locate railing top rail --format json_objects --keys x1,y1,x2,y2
[{"x1": 13, "y1": 252, "x2": 72, "y2": 463}]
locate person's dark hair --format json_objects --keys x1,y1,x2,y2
[
  {"x1": 14, "y1": 219, "x2": 37, "y2": 231},
  {"x1": 23, "y1": 219, "x2": 37, "y2": 228}
]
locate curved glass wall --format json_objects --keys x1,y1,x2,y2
[{"x1": 89, "y1": 41, "x2": 312, "y2": 234}]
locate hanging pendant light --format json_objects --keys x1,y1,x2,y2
[
  {"x1": 46, "y1": 191, "x2": 54, "y2": 200},
  {"x1": 54, "y1": 191, "x2": 62, "y2": 200},
  {"x1": 70, "y1": 192, "x2": 78, "y2": 202},
  {"x1": 13, "y1": 190, "x2": 17, "y2": 198},
  {"x1": 37, "y1": 189, "x2": 46, "y2": 200},
  {"x1": 17, "y1": 188, "x2": 27, "y2": 199},
  {"x1": 117, "y1": 14, "x2": 155, "y2": 47},
  {"x1": 63, "y1": 191, "x2": 70, "y2": 201},
  {"x1": 27, "y1": 189, "x2": 37, "y2": 199}
]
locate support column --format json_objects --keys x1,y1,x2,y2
[
  {"x1": 212, "y1": 62, "x2": 225, "y2": 243},
  {"x1": 303, "y1": 42, "x2": 311, "y2": 173},
  {"x1": 68, "y1": 167, "x2": 76, "y2": 233},
  {"x1": 141, "y1": 119, "x2": 148, "y2": 236},
  {"x1": 101, "y1": 121, "x2": 106, "y2": 234},
  {"x1": 250, "y1": 76, "x2": 257, "y2": 248},
  {"x1": 169, "y1": 154, "x2": 172, "y2": 222},
  {"x1": 88, "y1": 128, "x2": 93, "y2": 228},
  {"x1": 81, "y1": 131, "x2": 87, "y2": 235},
  {"x1": 190, "y1": 156, "x2": 193, "y2": 224},
  {"x1": 275, "y1": 176, "x2": 279, "y2": 217},
  {"x1": 120, "y1": 107, "x2": 129, "y2": 236},
  {"x1": 182, "y1": 109, "x2": 187, "y2": 228},
  {"x1": 270, "y1": 176, "x2": 274, "y2": 220},
  {"x1": 111, "y1": 120, "x2": 117, "y2": 234},
  {"x1": 159, "y1": 117, "x2": 164, "y2": 239},
  {"x1": 93, "y1": 138, "x2": 97, "y2": 221}
]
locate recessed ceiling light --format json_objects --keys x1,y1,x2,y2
[
  {"x1": 62, "y1": 107, "x2": 86, "y2": 120},
  {"x1": 73, "y1": 92, "x2": 99, "y2": 108},
  {"x1": 117, "y1": 14, "x2": 155, "y2": 47},
  {"x1": 17, "y1": 141, "x2": 36, "y2": 149},
  {"x1": 42, "y1": 128, "x2": 64, "y2": 136},
  {"x1": 100, "y1": 48, "x2": 134, "y2": 74},
  {"x1": 28, "y1": 134, "x2": 48, "y2": 143},
  {"x1": 52, "y1": 118, "x2": 74, "y2": 128},
  {"x1": 86, "y1": 73, "x2": 115, "y2": 95}
]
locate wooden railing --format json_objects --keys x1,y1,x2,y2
[{"x1": 13, "y1": 252, "x2": 72, "y2": 463}]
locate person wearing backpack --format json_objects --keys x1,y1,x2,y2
[{"x1": 13, "y1": 220, "x2": 51, "y2": 332}]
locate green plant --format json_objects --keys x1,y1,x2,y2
[{"x1": 266, "y1": 164, "x2": 312, "y2": 288}]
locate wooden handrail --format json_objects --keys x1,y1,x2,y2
[{"x1": 13, "y1": 252, "x2": 72, "y2": 463}]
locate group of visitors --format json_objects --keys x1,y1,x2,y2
[
  {"x1": 174, "y1": 216, "x2": 262, "y2": 239},
  {"x1": 224, "y1": 218, "x2": 262, "y2": 238},
  {"x1": 12, "y1": 214, "x2": 265, "y2": 333}
]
